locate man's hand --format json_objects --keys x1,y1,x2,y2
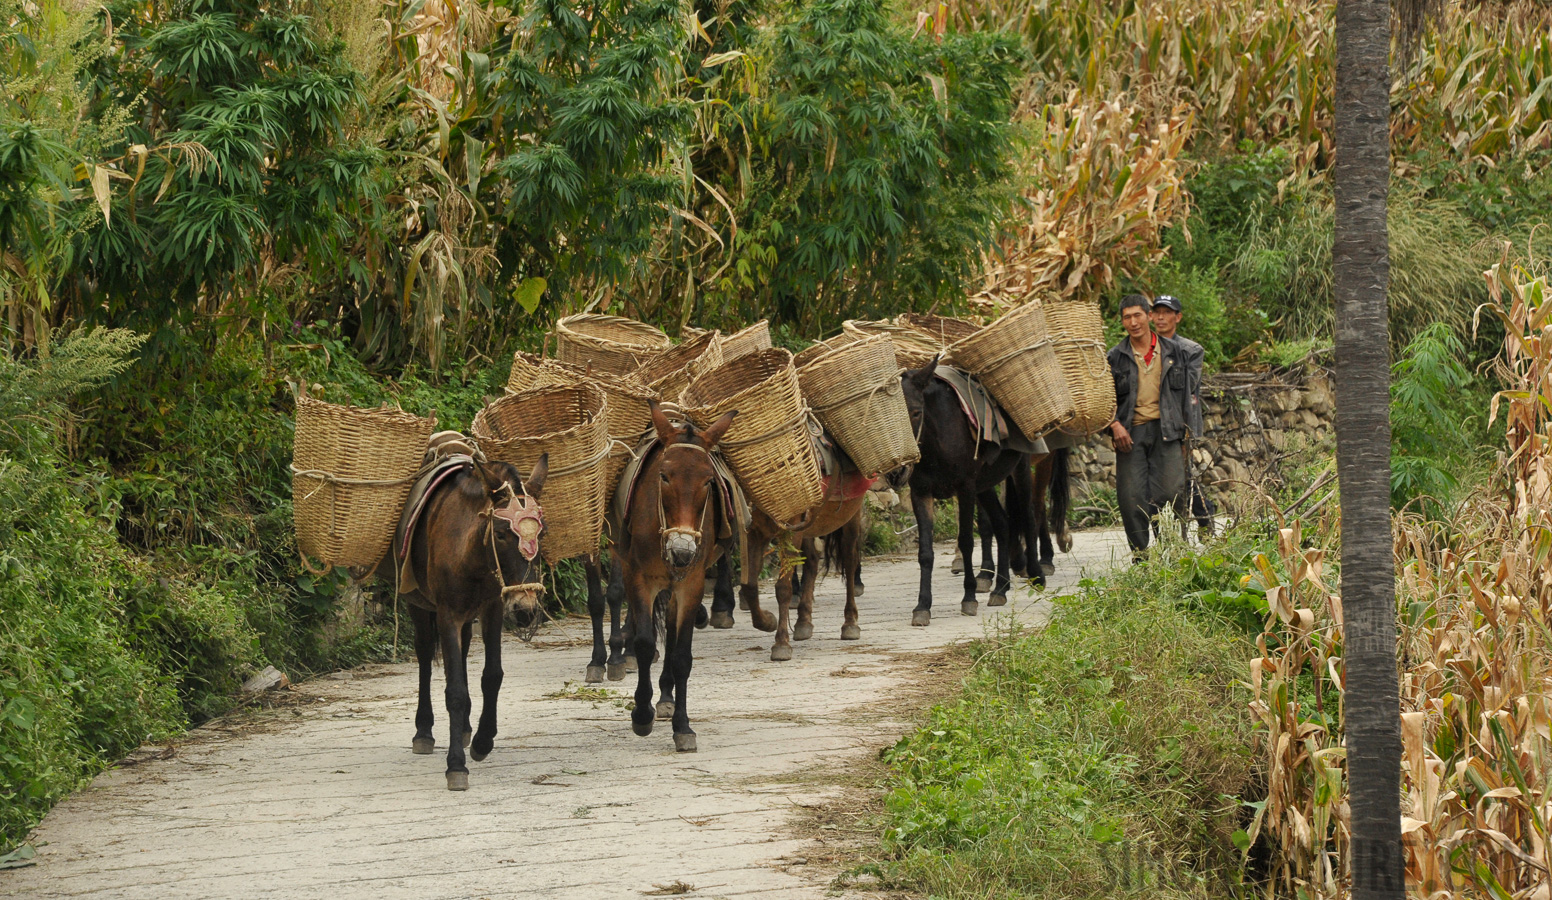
[{"x1": 1111, "y1": 421, "x2": 1133, "y2": 453}]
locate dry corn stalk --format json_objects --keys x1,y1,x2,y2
[
  {"x1": 972, "y1": 92, "x2": 1192, "y2": 309},
  {"x1": 1248, "y1": 254, "x2": 1552, "y2": 897}
]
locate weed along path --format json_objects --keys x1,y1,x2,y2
[{"x1": 8, "y1": 532, "x2": 1127, "y2": 900}]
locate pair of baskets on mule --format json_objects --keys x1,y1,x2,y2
[{"x1": 680, "y1": 337, "x2": 917, "y2": 525}]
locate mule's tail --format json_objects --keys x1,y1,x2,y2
[
  {"x1": 1050, "y1": 447, "x2": 1071, "y2": 537},
  {"x1": 822, "y1": 530, "x2": 843, "y2": 576}
]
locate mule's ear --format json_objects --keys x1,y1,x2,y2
[
  {"x1": 649, "y1": 400, "x2": 678, "y2": 445},
  {"x1": 699, "y1": 410, "x2": 737, "y2": 451},
  {"x1": 524, "y1": 452, "x2": 549, "y2": 500},
  {"x1": 471, "y1": 457, "x2": 505, "y2": 494},
  {"x1": 907, "y1": 356, "x2": 939, "y2": 392}
]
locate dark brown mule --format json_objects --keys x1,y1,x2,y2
[
  {"x1": 616, "y1": 402, "x2": 736, "y2": 752},
  {"x1": 712, "y1": 452, "x2": 869, "y2": 662},
  {"x1": 396, "y1": 448, "x2": 548, "y2": 791},
  {"x1": 900, "y1": 361, "x2": 1032, "y2": 624}
]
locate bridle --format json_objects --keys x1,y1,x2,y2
[
  {"x1": 479, "y1": 476, "x2": 546, "y2": 611},
  {"x1": 655, "y1": 440, "x2": 716, "y2": 582}
]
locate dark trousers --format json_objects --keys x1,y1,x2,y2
[
  {"x1": 1184, "y1": 439, "x2": 1216, "y2": 534},
  {"x1": 1115, "y1": 419, "x2": 1186, "y2": 554}
]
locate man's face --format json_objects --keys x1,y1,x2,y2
[
  {"x1": 1150, "y1": 306, "x2": 1181, "y2": 337},
  {"x1": 1121, "y1": 305, "x2": 1152, "y2": 339}
]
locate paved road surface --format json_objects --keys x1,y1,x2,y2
[{"x1": 6, "y1": 531, "x2": 1128, "y2": 900}]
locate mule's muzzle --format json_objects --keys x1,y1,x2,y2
[{"x1": 663, "y1": 529, "x2": 700, "y2": 570}]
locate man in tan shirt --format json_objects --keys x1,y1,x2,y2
[{"x1": 1107, "y1": 294, "x2": 1191, "y2": 557}]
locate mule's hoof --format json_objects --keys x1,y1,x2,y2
[
  {"x1": 709, "y1": 610, "x2": 734, "y2": 629},
  {"x1": 770, "y1": 643, "x2": 794, "y2": 662},
  {"x1": 461, "y1": 731, "x2": 473, "y2": 748},
  {"x1": 738, "y1": 597, "x2": 750, "y2": 611},
  {"x1": 975, "y1": 573, "x2": 994, "y2": 593},
  {"x1": 470, "y1": 742, "x2": 492, "y2": 763},
  {"x1": 674, "y1": 732, "x2": 698, "y2": 753},
  {"x1": 412, "y1": 736, "x2": 435, "y2": 755},
  {"x1": 752, "y1": 611, "x2": 777, "y2": 633},
  {"x1": 950, "y1": 553, "x2": 965, "y2": 574},
  {"x1": 1013, "y1": 564, "x2": 1028, "y2": 578},
  {"x1": 655, "y1": 700, "x2": 675, "y2": 720},
  {"x1": 853, "y1": 581, "x2": 865, "y2": 597},
  {"x1": 841, "y1": 623, "x2": 862, "y2": 641},
  {"x1": 585, "y1": 665, "x2": 606, "y2": 684},
  {"x1": 1058, "y1": 533, "x2": 1073, "y2": 553},
  {"x1": 632, "y1": 718, "x2": 654, "y2": 737},
  {"x1": 911, "y1": 609, "x2": 931, "y2": 627},
  {"x1": 793, "y1": 621, "x2": 814, "y2": 641},
  {"x1": 961, "y1": 600, "x2": 979, "y2": 616},
  {"x1": 695, "y1": 604, "x2": 709, "y2": 628},
  {"x1": 606, "y1": 661, "x2": 628, "y2": 681},
  {"x1": 624, "y1": 656, "x2": 639, "y2": 674},
  {"x1": 446, "y1": 771, "x2": 469, "y2": 792},
  {"x1": 1040, "y1": 561, "x2": 1056, "y2": 577},
  {"x1": 988, "y1": 593, "x2": 1008, "y2": 607}
]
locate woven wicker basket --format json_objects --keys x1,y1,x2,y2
[
  {"x1": 472, "y1": 384, "x2": 610, "y2": 563},
  {"x1": 292, "y1": 396, "x2": 434, "y2": 570},
  {"x1": 798, "y1": 335, "x2": 919, "y2": 476},
  {"x1": 793, "y1": 332, "x2": 861, "y2": 369},
  {"x1": 637, "y1": 329, "x2": 723, "y2": 402},
  {"x1": 898, "y1": 312, "x2": 983, "y2": 347},
  {"x1": 720, "y1": 320, "x2": 771, "y2": 361},
  {"x1": 683, "y1": 348, "x2": 822, "y2": 524},
  {"x1": 507, "y1": 351, "x2": 583, "y2": 393},
  {"x1": 842, "y1": 319, "x2": 941, "y2": 369},
  {"x1": 554, "y1": 315, "x2": 670, "y2": 376},
  {"x1": 1043, "y1": 299, "x2": 1116, "y2": 436},
  {"x1": 945, "y1": 302, "x2": 1077, "y2": 440}
]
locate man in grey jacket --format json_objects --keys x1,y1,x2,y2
[
  {"x1": 1108, "y1": 294, "x2": 1193, "y2": 557},
  {"x1": 1150, "y1": 294, "x2": 1215, "y2": 535}
]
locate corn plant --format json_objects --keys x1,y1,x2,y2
[
  {"x1": 973, "y1": 92, "x2": 1193, "y2": 307},
  {"x1": 1247, "y1": 254, "x2": 1552, "y2": 897}
]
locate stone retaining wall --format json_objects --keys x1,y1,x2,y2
[{"x1": 1063, "y1": 363, "x2": 1335, "y2": 503}]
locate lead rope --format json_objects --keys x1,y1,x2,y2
[{"x1": 656, "y1": 442, "x2": 716, "y2": 582}]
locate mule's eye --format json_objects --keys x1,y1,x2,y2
[{"x1": 661, "y1": 472, "x2": 670, "y2": 482}]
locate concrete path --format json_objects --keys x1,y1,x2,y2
[{"x1": 6, "y1": 531, "x2": 1128, "y2": 900}]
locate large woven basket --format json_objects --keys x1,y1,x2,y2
[
  {"x1": 508, "y1": 352, "x2": 654, "y2": 500},
  {"x1": 554, "y1": 314, "x2": 671, "y2": 376},
  {"x1": 292, "y1": 396, "x2": 434, "y2": 570},
  {"x1": 842, "y1": 319, "x2": 941, "y2": 369},
  {"x1": 637, "y1": 329, "x2": 723, "y2": 402},
  {"x1": 683, "y1": 348, "x2": 822, "y2": 524},
  {"x1": 898, "y1": 312, "x2": 983, "y2": 347},
  {"x1": 1044, "y1": 299, "x2": 1116, "y2": 436},
  {"x1": 945, "y1": 302, "x2": 1077, "y2": 439},
  {"x1": 472, "y1": 384, "x2": 610, "y2": 563},
  {"x1": 798, "y1": 335, "x2": 919, "y2": 476},
  {"x1": 793, "y1": 332, "x2": 861, "y2": 369},
  {"x1": 720, "y1": 320, "x2": 771, "y2": 361}
]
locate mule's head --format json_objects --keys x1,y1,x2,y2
[
  {"x1": 900, "y1": 356, "x2": 940, "y2": 437},
  {"x1": 474, "y1": 453, "x2": 548, "y2": 562},
  {"x1": 650, "y1": 401, "x2": 736, "y2": 571}
]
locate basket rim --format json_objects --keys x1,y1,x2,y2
[
  {"x1": 295, "y1": 393, "x2": 433, "y2": 428},
  {"x1": 681, "y1": 347, "x2": 797, "y2": 416},
  {"x1": 555, "y1": 313, "x2": 671, "y2": 348},
  {"x1": 474, "y1": 383, "x2": 608, "y2": 444}
]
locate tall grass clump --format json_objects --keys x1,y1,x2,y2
[{"x1": 878, "y1": 529, "x2": 1262, "y2": 898}]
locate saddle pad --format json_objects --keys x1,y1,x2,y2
[
  {"x1": 933, "y1": 366, "x2": 1045, "y2": 456},
  {"x1": 394, "y1": 455, "x2": 473, "y2": 596}
]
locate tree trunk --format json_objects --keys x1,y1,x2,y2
[{"x1": 1333, "y1": 0, "x2": 1404, "y2": 896}]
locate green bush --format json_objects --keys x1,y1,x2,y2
[{"x1": 877, "y1": 533, "x2": 1261, "y2": 898}]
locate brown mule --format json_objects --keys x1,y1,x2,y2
[
  {"x1": 396, "y1": 451, "x2": 548, "y2": 791},
  {"x1": 727, "y1": 477, "x2": 868, "y2": 662},
  {"x1": 616, "y1": 402, "x2": 736, "y2": 752}
]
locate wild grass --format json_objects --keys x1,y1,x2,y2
[{"x1": 875, "y1": 529, "x2": 1264, "y2": 898}]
